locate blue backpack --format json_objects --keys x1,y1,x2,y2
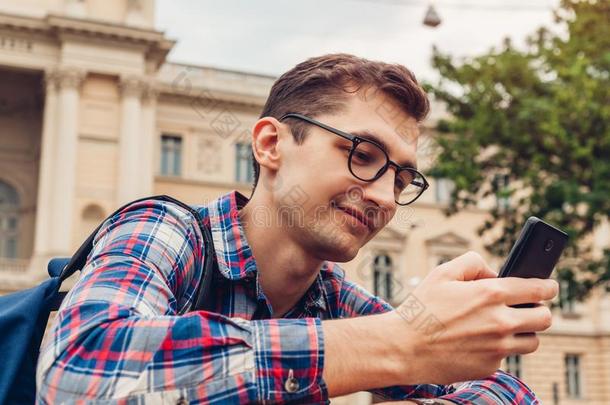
[{"x1": 0, "y1": 195, "x2": 218, "y2": 404}]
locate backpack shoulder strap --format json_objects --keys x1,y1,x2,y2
[
  {"x1": 58, "y1": 195, "x2": 217, "y2": 311},
  {"x1": 190, "y1": 204, "x2": 219, "y2": 312}
]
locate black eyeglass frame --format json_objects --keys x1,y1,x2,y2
[{"x1": 279, "y1": 112, "x2": 430, "y2": 206}]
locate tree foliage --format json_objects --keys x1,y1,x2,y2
[{"x1": 428, "y1": 0, "x2": 610, "y2": 300}]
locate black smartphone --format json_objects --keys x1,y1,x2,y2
[{"x1": 498, "y1": 216, "x2": 569, "y2": 280}]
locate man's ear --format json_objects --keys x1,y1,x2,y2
[{"x1": 251, "y1": 117, "x2": 284, "y2": 172}]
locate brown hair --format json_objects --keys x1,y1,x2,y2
[{"x1": 252, "y1": 53, "x2": 430, "y2": 190}]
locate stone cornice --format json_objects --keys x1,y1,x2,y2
[
  {"x1": 0, "y1": 11, "x2": 174, "y2": 68},
  {"x1": 158, "y1": 86, "x2": 268, "y2": 110},
  {"x1": 0, "y1": 11, "x2": 47, "y2": 33},
  {"x1": 46, "y1": 14, "x2": 170, "y2": 45},
  {"x1": 0, "y1": 11, "x2": 167, "y2": 42}
]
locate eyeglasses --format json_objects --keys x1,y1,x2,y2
[{"x1": 279, "y1": 113, "x2": 429, "y2": 206}]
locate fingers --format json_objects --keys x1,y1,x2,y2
[
  {"x1": 474, "y1": 277, "x2": 558, "y2": 306},
  {"x1": 506, "y1": 333, "x2": 541, "y2": 355},
  {"x1": 501, "y1": 277, "x2": 559, "y2": 306},
  {"x1": 439, "y1": 252, "x2": 559, "y2": 304},
  {"x1": 439, "y1": 251, "x2": 498, "y2": 282},
  {"x1": 506, "y1": 304, "x2": 554, "y2": 334}
]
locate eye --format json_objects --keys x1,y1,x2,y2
[{"x1": 352, "y1": 150, "x2": 373, "y2": 164}]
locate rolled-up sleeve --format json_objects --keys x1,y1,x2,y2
[
  {"x1": 337, "y1": 279, "x2": 540, "y2": 404},
  {"x1": 36, "y1": 200, "x2": 328, "y2": 404},
  {"x1": 439, "y1": 369, "x2": 540, "y2": 404}
]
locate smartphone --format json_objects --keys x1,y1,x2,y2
[{"x1": 498, "y1": 216, "x2": 569, "y2": 280}]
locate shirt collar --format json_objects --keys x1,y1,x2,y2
[
  {"x1": 206, "y1": 190, "x2": 333, "y2": 312},
  {"x1": 206, "y1": 190, "x2": 257, "y2": 281}
]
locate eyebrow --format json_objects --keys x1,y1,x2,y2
[{"x1": 351, "y1": 130, "x2": 418, "y2": 170}]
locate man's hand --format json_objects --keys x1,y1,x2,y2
[
  {"x1": 321, "y1": 250, "x2": 557, "y2": 397},
  {"x1": 387, "y1": 251, "x2": 558, "y2": 386}
]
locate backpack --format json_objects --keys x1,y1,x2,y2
[{"x1": 0, "y1": 195, "x2": 218, "y2": 405}]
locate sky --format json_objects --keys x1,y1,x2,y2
[{"x1": 155, "y1": 0, "x2": 561, "y2": 83}]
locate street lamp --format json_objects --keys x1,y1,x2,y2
[{"x1": 423, "y1": 3, "x2": 441, "y2": 27}]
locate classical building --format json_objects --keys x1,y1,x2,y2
[{"x1": 0, "y1": 1, "x2": 608, "y2": 403}]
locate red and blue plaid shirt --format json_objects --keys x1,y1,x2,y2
[{"x1": 37, "y1": 190, "x2": 540, "y2": 404}]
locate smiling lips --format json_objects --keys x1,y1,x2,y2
[{"x1": 336, "y1": 205, "x2": 372, "y2": 232}]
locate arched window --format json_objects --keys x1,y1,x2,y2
[
  {"x1": 373, "y1": 254, "x2": 393, "y2": 301},
  {"x1": 0, "y1": 181, "x2": 20, "y2": 258}
]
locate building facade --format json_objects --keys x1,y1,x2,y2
[{"x1": 0, "y1": 1, "x2": 608, "y2": 403}]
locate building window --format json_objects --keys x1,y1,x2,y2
[
  {"x1": 565, "y1": 354, "x2": 582, "y2": 398},
  {"x1": 435, "y1": 177, "x2": 455, "y2": 204},
  {"x1": 552, "y1": 382, "x2": 560, "y2": 405},
  {"x1": 160, "y1": 135, "x2": 182, "y2": 176},
  {"x1": 235, "y1": 143, "x2": 254, "y2": 183},
  {"x1": 494, "y1": 173, "x2": 510, "y2": 210},
  {"x1": 0, "y1": 180, "x2": 19, "y2": 259},
  {"x1": 505, "y1": 354, "x2": 522, "y2": 379},
  {"x1": 559, "y1": 279, "x2": 576, "y2": 315},
  {"x1": 374, "y1": 254, "x2": 393, "y2": 301}
]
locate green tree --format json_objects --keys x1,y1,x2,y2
[{"x1": 427, "y1": 0, "x2": 610, "y2": 301}]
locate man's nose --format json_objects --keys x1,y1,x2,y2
[{"x1": 362, "y1": 167, "x2": 396, "y2": 210}]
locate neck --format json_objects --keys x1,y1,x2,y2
[{"x1": 238, "y1": 191, "x2": 323, "y2": 318}]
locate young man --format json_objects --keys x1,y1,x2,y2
[{"x1": 37, "y1": 54, "x2": 557, "y2": 404}]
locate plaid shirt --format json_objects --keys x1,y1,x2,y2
[{"x1": 37, "y1": 190, "x2": 540, "y2": 404}]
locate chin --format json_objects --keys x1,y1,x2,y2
[
  {"x1": 319, "y1": 241, "x2": 360, "y2": 263},
  {"x1": 307, "y1": 220, "x2": 367, "y2": 262},
  {"x1": 329, "y1": 251, "x2": 359, "y2": 263}
]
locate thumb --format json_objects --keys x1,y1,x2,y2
[{"x1": 439, "y1": 251, "x2": 498, "y2": 282}]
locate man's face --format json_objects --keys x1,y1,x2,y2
[{"x1": 273, "y1": 89, "x2": 420, "y2": 262}]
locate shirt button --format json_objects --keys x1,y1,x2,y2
[{"x1": 284, "y1": 368, "x2": 300, "y2": 393}]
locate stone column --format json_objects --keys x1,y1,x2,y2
[
  {"x1": 49, "y1": 67, "x2": 85, "y2": 255},
  {"x1": 32, "y1": 69, "x2": 59, "y2": 260},
  {"x1": 140, "y1": 84, "x2": 158, "y2": 197},
  {"x1": 117, "y1": 75, "x2": 145, "y2": 204}
]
